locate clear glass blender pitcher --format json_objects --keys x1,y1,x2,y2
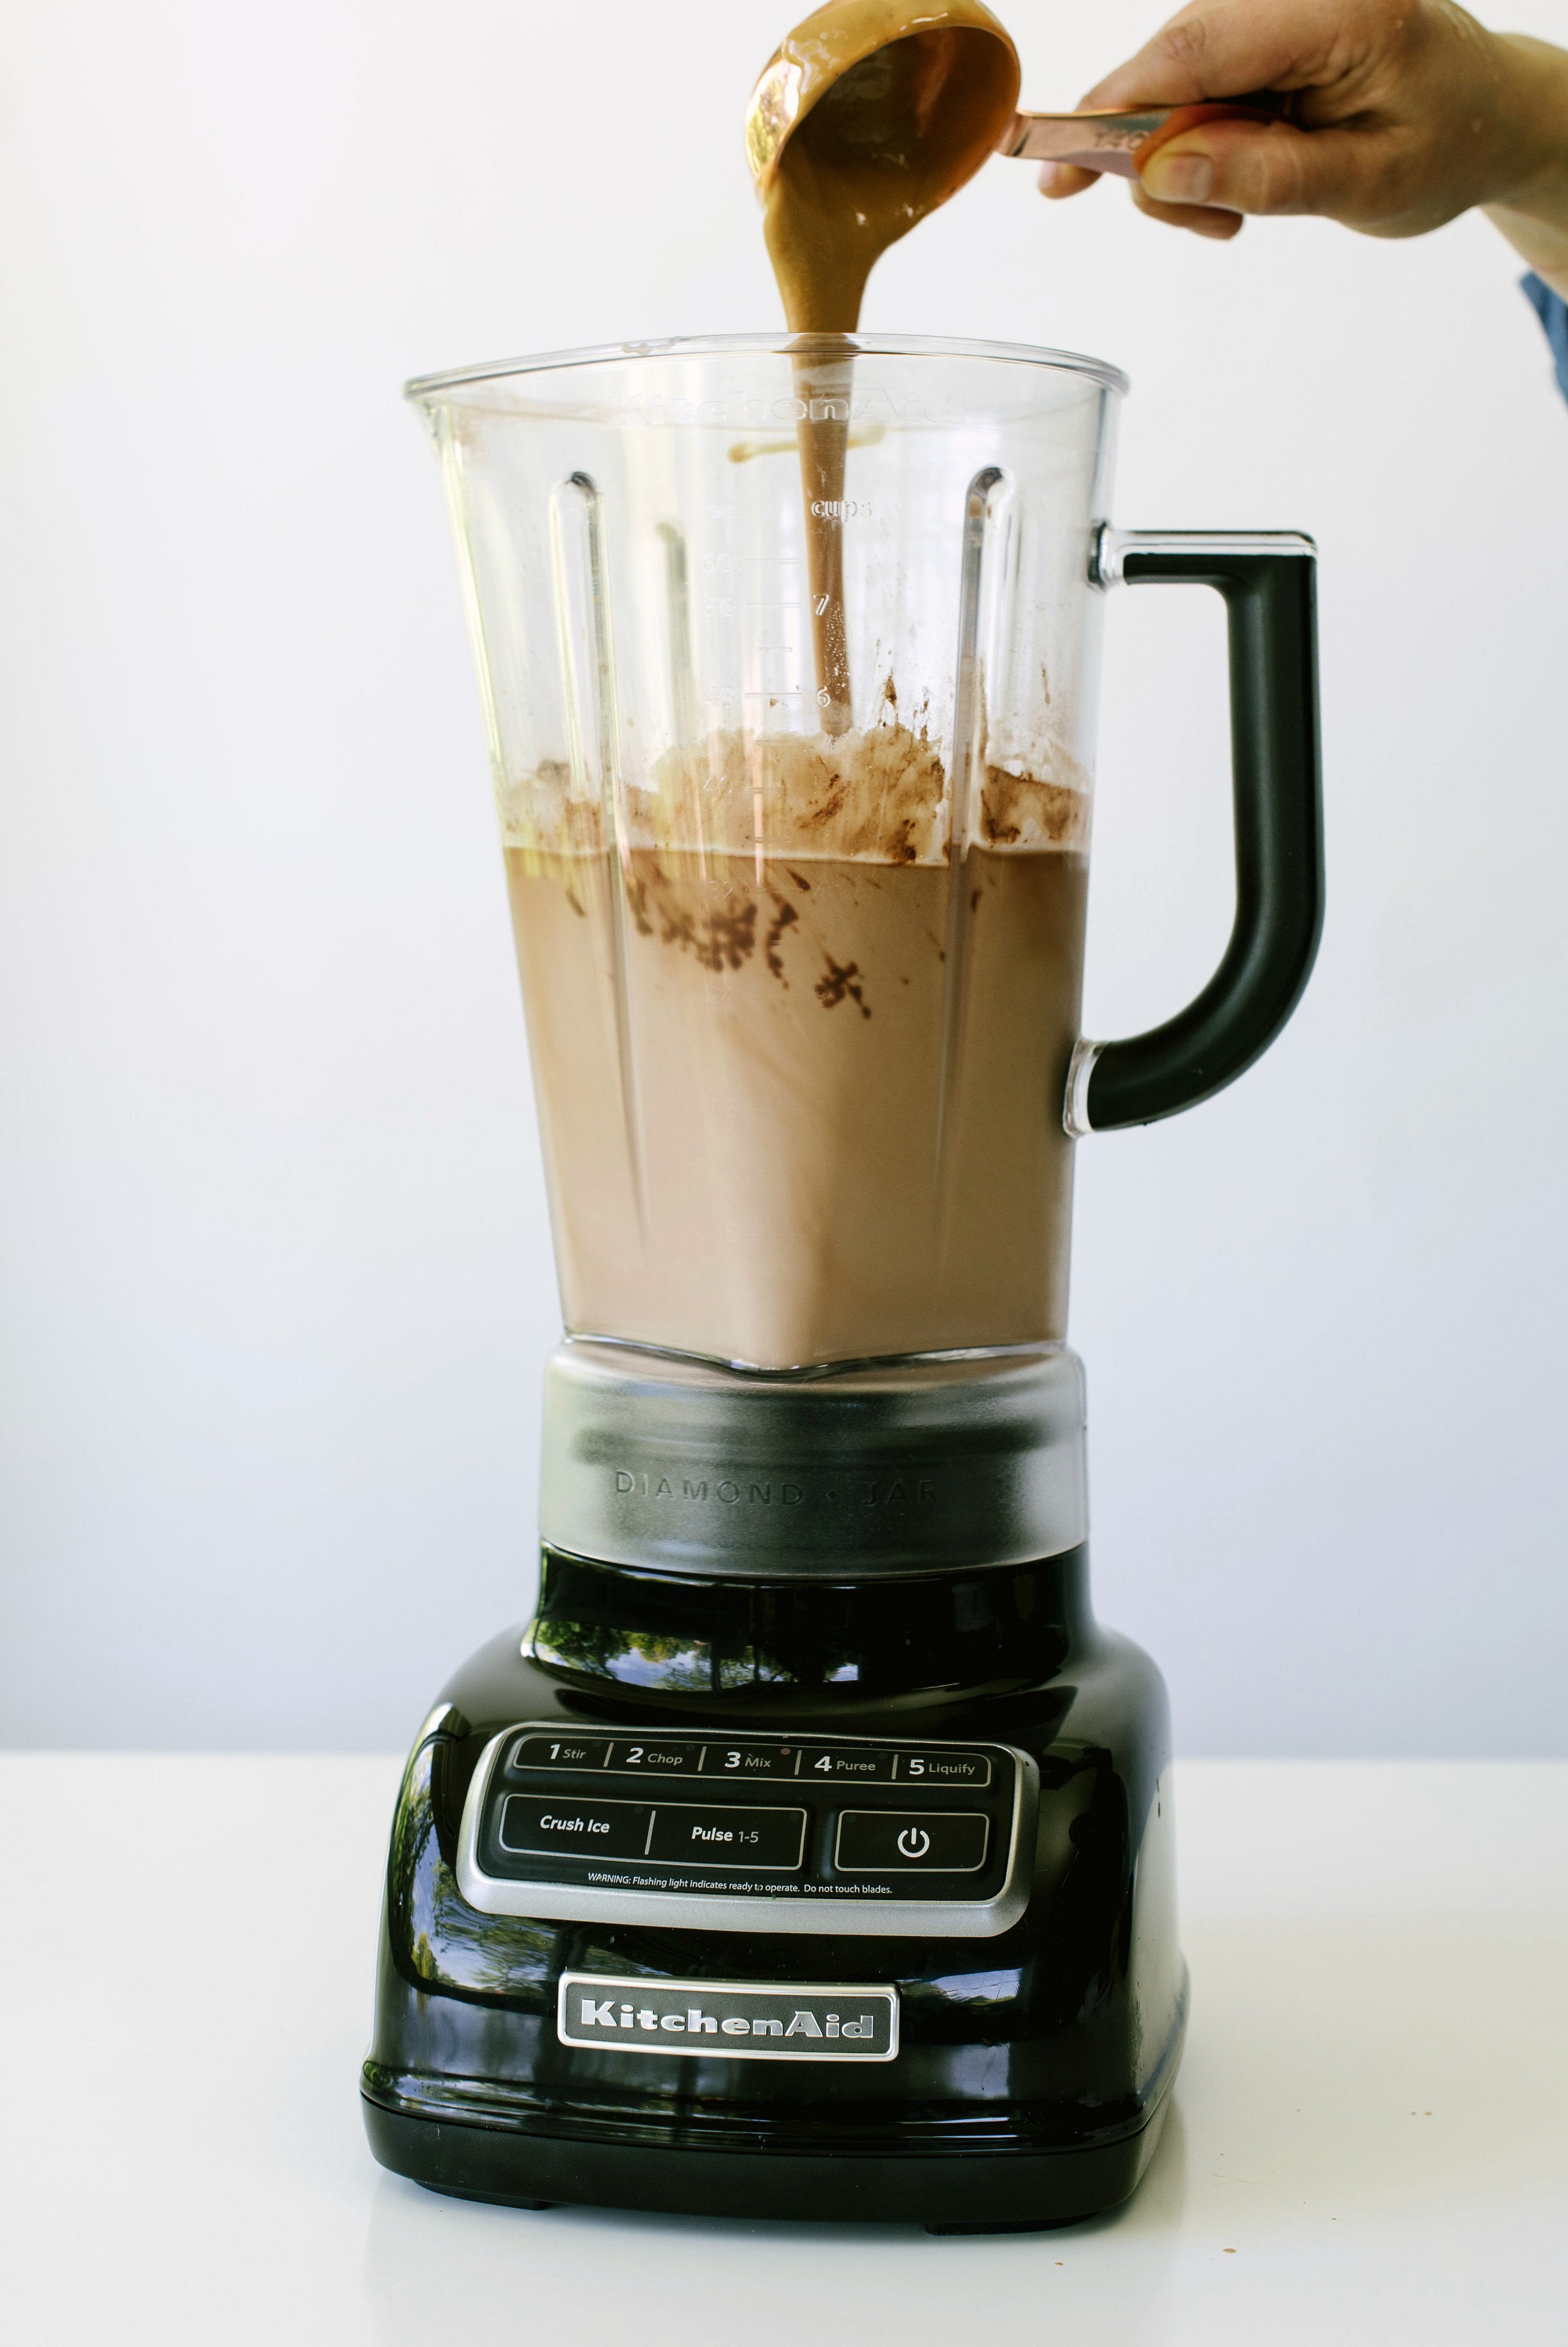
[{"x1": 407, "y1": 334, "x2": 1321, "y2": 1372}]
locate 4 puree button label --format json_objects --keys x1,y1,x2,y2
[{"x1": 799, "y1": 1746, "x2": 897, "y2": 1782}]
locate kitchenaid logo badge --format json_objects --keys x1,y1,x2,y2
[{"x1": 557, "y1": 1972, "x2": 898, "y2": 2061}]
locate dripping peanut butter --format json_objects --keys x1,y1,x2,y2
[{"x1": 748, "y1": 3, "x2": 1019, "y2": 727}]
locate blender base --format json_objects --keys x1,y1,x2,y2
[
  {"x1": 361, "y1": 1544, "x2": 1187, "y2": 2232},
  {"x1": 362, "y1": 2084, "x2": 1174, "y2": 2228}
]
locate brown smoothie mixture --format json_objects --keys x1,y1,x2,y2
[{"x1": 505, "y1": 732, "x2": 1088, "y2": 1369}]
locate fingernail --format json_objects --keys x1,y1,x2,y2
[
  {"x1": 1142, "y1": 150, "x2": 1214, "y2": 203},
  {"x1": 1037, "y1": 162, "x2": 1063, "y2": 194}
]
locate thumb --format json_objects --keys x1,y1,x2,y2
[{"x1": 1138, "y1": 119, "x2": 1376, "y2": 219}]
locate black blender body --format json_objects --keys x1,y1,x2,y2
[
  {"x1": 362, "y1": 1547, "x2": 1182, "y2": 2226},
  {"x1": 367, "y1": 336, "x2": 1323, "y2": 2228}
]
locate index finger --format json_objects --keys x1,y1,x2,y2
[{"x1": 1038, "y1": 162, "x2": 1103, "y2": 198}]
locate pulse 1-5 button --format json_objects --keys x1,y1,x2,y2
[
  {"x1": 834, "y1": 1810, "x2": 990, "y2": 1874},
  {"x1": 646, "y1": 1804, "x2": 806, "y2": 1870}
]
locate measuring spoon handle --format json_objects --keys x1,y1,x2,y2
[{"x1": 998, "y1": 95, "x2": 1287, "y2": 180}]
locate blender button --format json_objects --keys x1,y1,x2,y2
[
  {"x1": 834, "y1": 1810, "x2": 990, "y2": 1874},
  {"x1": 699, "y1": 1741, "x2": 801, "y2": 1778},
  {"x1": 608, "y1": 1739, "x2": 705, "y2": 1776},
  {"x1": 509, "y1": 1735, "x2": 613, "y2": 1773},
  {"x1": 892, "y1": 1749, "x2": 992, "y2": 1787},
  {"x1": 800, "y1": 1747, "x2": 897, "y2": 1782},
  {"x1": 497, "y1": 1795, "x2": 653, "y2": 1861},
  {"x1": 646, "y1": 1803, "x2": 806, "y2": 1869}
]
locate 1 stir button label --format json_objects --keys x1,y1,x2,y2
[{"x1": 511, "y1": 1735, "x2": 612, "y2": 1771}]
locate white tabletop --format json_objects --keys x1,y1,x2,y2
[{"x1": 5, "y1": 1754, "x2": 1564, "y2": 2344}]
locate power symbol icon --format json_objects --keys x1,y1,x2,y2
[{"x1": 896, "y1": 1827, "x2": 931, "y2": 1859}]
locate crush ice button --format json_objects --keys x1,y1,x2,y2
[{"x1": 499, "y1": 1795, "x2": 651, "y2": 1859}]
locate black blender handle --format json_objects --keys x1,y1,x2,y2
[{"x1": 1069, "y1": 528, "x2": 1324, "y2": 1134}]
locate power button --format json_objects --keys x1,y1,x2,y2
[{"x1": 834, "y1": 1810, "x2": 990, "y2": 1874}]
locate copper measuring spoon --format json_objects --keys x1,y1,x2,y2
[{"x1": 745, "y1": 3, "x2": 1285, "y2": 198}]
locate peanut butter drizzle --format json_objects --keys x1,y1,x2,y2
[
  {"x1": 750, "y1": 1, "x2": 1021, "y2": 334},
  {"x1": 747, "y1": 3, "x2": 1020, "y2": 730}
]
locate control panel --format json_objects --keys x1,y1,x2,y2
[{"x1": 455, "y1": 1725, "x2": 1035, "y2": 1939}]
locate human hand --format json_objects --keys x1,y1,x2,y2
[{"x1": 1040, "y1": 0, "x2": 1568, "y2": 288}]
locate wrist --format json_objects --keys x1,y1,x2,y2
[
  {"x1": 1487, "y1": 37, "x2": 1568, "y2": 225},
  {"x1": 1481, "y1": 35, "x2": 1568, "y2": 297}
]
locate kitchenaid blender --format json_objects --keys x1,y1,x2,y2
[{"x1": 361, "y1": 333, "x2": 1322, "y2": 2227}]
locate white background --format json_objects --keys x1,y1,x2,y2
[{"x1": 2, "y1": 0, "x2": 1565, "y2": 1752}]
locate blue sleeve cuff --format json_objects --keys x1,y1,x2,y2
[{"x1": 1522, "y1": 271, "x2": 1568, "y2": 403}]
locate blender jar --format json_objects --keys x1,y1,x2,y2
[{"x1": 408, "y1": 334, "x2": 1320, "y2": 1372}]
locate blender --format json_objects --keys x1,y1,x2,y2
[{"x1": 361, "y1": 333, "x2": 1322, "y2": 2228}]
